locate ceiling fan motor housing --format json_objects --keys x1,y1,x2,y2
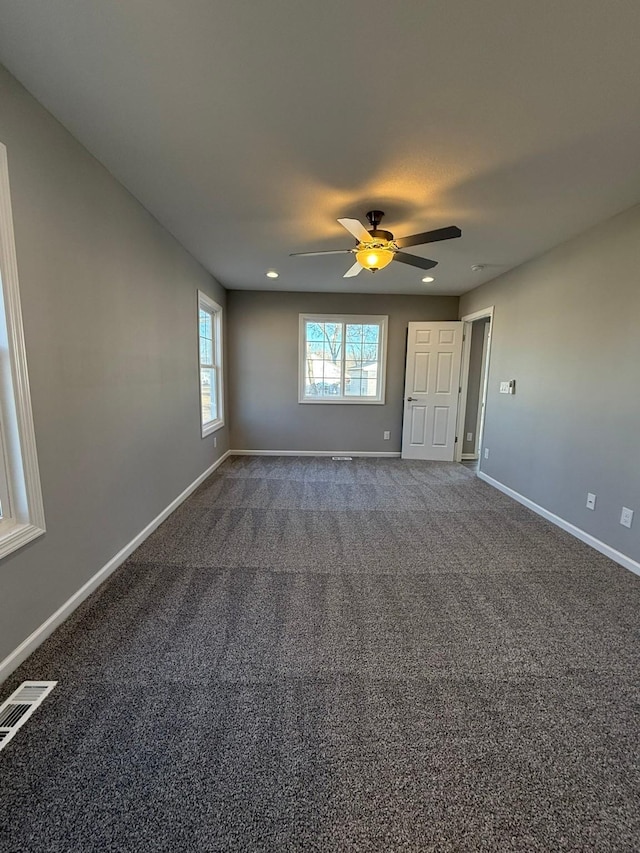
[{"x1": 368, "y1": 229, "x2": 394, "y2": 241}]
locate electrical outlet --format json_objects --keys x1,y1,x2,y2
[
  {"x1": 466, "y1": 432, "x2": 473, "y2": 442},
  {"x1": 620, "y1": 507, "x2": 634, "y2": 528},
  {"x1": 484, "y1": 448, "x2": 490, "y2": 459},
  {"x1": 586, "y1": 493, "x2": 596, "y2": 510},
  {"x1": 383, "y1": 431, "x2": 390, "y2": 440}
]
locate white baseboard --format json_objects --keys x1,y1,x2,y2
[
  {"x1": 478, "y1": 471, "x2": 640, "y2": 577},
  {"x1": 230, "y1": 449, "x2": 402, "y2": 457},
  {"x1": 0, "y1": 450, "x2": 232, "y2": 685}
]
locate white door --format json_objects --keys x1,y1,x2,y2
[{"x1": 401, "y1": 321, "x2": 464, "y2": 461}]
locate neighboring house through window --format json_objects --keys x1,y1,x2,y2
[
  {"x1": 299, "y1": 314, "x2": 388, "y2": 403},
  {"x1": 0, "y1": 143, "x2": 46, "y2": 558},
  {"x1": 198, "y1": 291, "x2": 224, "y2": 436}
]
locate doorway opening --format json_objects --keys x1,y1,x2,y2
[{"x1": 455, "y1": 307, "x2": 493, "y2": 465}]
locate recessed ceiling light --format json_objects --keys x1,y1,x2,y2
[
  {"x1": 266, "y1": 271, "x2": 279, "y2": 279},
  {"x1": 421, "y1": 276, "x2": 435, "y2": 283}
]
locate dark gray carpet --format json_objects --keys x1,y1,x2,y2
[{"x1": 1, "y1": 456, "x2": 639, "y2": 852}]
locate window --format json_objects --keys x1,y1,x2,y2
[
  {"x1": 198, "y1": 291, "x2": 224, "y2": 436},
  {"x1": 0, "y1": 143, "x2": 46, "y2": 558},
  {"x1": 299, "y1": 314, "x2": 388, "y2": 404}
]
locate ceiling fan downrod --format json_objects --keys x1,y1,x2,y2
[{"x1": 365, "y1": 210, "x2": 393, "y2": 241}]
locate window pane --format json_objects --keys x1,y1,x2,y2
[
  {"x1": 306, "y1": 341, "x2": 322, "y2": 360},
  {"x1": 200, "y1": 336, "x2": 213, "y2": 366},
  {"x1": 363, "y1": 324, "x2": 380, "y2": 344},
  {"x1": 345, "y1": 323, "x2": 364, "y2": 343},
  {"x1": 304, "y1": 357, "x2": 342, "y2": 396},
  {"x1": 199, "y1": 310, "x2": 212, "y2": 340},
  {"x1": 362, "y1": 342, "x2": 379, "y2": 363},
  {"x1": 345, "y1": 324, "x2": 380, "y2": 396},
  {"x1": 210, "y1": 370, "x2": 217, "y2": 418},
  {"x1": 346, "y1": 360, "x2": 378, "y2": 396},
  {"x1": 305, "y1": 321, "x2": 325, "y2": 343},
  {"x1": 320, "y1": 323, "x2": 342, "y2": 364},
  {"x1": 201, "y1": 367, "x2": 217, "y2": 423},
  {"x1": 345, "y1": 341, "x2": 379, "y2": 367},
  {"x1": 347, "y1": 323, "x2": 380, "y2": 345},
  {"x1": 323, "y1": 323, "x2": 342, "y2": 344},
  {"x1": 345, "y1": 341, "x2": 363, "y2": 363}
]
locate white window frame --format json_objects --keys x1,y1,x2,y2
[
  {"x1": 298, "y1": 313, "x2": 388, "y2": 404},
  {"x1": 0, "y1": 143, "x2": 46, "y2": 559},
  {"x1": 198, "y1": 291, "x2": 224, "y2": 436}
]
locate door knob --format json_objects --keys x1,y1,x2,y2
[{"x1": 407, "y1": 396, "x2": 419, "y2": 401}]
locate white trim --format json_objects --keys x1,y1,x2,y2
[
  {"x1": 298, "y1": 313, "x2": 388, "y2": 404},
  {"x1": 202, "y1": 418, "x2": 224, "y2": 437},
  {"x1": 478, "y1": 471, "x2": 640, "y2": 577},
  {"x1": 0, "y1": 143, "x2": 46, "y2": 554},
  {"x1": 455, "y1": 306, "x2": 494, "y2": 462},
  {"x1": 474, "y1": 322, "x2": 490, "y2": 457},
  {"x1": 460, "y1": 306, "x2": 495, "y2": 323},
  {"x1": 0, "y1": 450, "x2": 232, "y2": 685},
  {"x1": 0, "y1": 520, "x2": 46, "y2": 560},
  {"x1": 297, "y1": 397, "x2": 386, "y2": 406},
  {"x1": 455, "y1": 326, "x2": 472, "y2": 461},
  {"x1": 461, "y1": 453, "x2": 478, "y2": 461},
  {"x1": 198, "y1": 291, "x2": 225, "y2": 437},
  {"x1": 230, "y1": 449, "x2": 401, "y2": 457}
]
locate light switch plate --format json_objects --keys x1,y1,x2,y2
[{"x1": 586, "y1": 493, "x2": 596, "y2": 510}]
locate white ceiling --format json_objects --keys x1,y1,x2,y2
[{"x1": 1, "y1": 0, "x2": 640, "y2": 295}]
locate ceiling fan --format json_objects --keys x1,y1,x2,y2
[{"x1": 290, "y1": 210, "x2": 461, "y2": 277}]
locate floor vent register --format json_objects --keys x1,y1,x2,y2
[{"x1": 0, "y1": 681, "x2": 57, "y2": 752}]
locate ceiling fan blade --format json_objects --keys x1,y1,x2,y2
[
  {"x1": 337, "y1": 218, "x2": 373, "y2": 243},
  {"x1": 395, "y1": 225, "x2": 462, "y2": 249},
  {"x1": 393, "y1": 252, "x2": 438, "y2": 271},
  {"x1": 290, "y1": 249, "x2": 354, "y2": 257},
  {"x1": 343, "y1": 261, "x2": 364, "y2": 278}
]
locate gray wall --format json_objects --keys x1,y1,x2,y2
[
  {"x1": 227, "y1": 290, "x2": 459, "y2": 452},
  {"x1": 460, "y1": 203, "x2": 640, "y2": 564},
  {"x1": 0, "y1": 65, "x2": 228, "y2": 666},
  {"x1": 462, "y1": 318, "x2": 489, "y2": 455}
]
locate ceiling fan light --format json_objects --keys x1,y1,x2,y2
[{"x1": 355, "y1": 247, "x2": 394, "y2": 272}]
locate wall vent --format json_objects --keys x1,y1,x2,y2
[{"x1": 0, "y1": 681, "x2": 56, "y2": 752}]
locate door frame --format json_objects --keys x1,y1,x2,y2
[
  {"x1": 454, "y1": 306, "x2": 494, "y2": 463},
  {"x1": 472, "y1": 321, "x2": 490, "y2": 458}
]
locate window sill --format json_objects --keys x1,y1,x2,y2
[
  {"x1": 202, "y1": 418, "x2": 225, "y2": 438},
  {"x1": 0, "y1": 520, "x2": 46, "y2": 561},
  {"x1": 299, "y1": 398, "x2": 385, "y2": 405}
]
